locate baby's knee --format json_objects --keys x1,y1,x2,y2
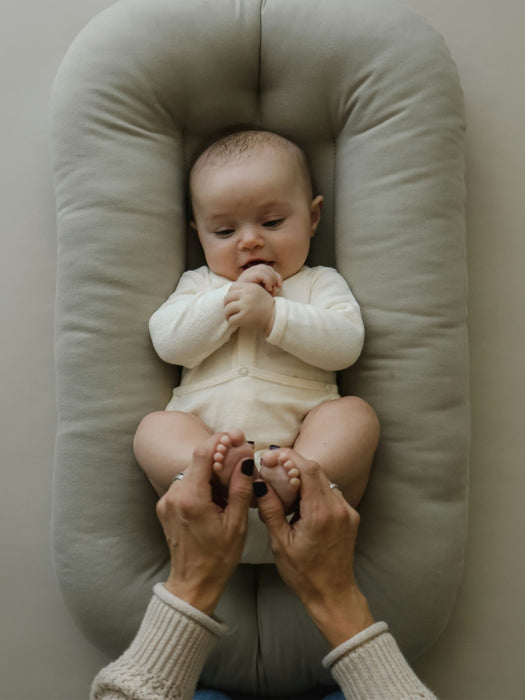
[
  {"x1": 134, "y1": 410, "x2": 188, "y2": 452},
  {"x1": 135, "y1": 410, "x2": 167, "y2": 439},
  {"x1": 134, "y1": 411, "x2": 166, "y2": 455},
  {"x1": 341, "y1": 396, "x2": 380, "y2": 443},
  {"x1": 342, "y1": 395, "x2": 379, "y2": 422}
]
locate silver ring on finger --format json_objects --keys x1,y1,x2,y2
[
  {"x1": 171, "y1": 472, "x2": 185, "y2": 483},
  {"x1": 329, "y1": 482, "x2": 341, "y2": 492}
]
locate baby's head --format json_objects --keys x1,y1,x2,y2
[{"x1": 189, "y1": 130, "x2": 323, "y2": 282}]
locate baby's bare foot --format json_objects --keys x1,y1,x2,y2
[
  {"x1": 212, "y1": 428, "x2": 254, "y2": 490},
  {"x1": 259, "y1": 447, "x2": 301, "y2": 513}
]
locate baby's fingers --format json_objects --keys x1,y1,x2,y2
[{"x1": 268, "y1": 270, "x2": 283, "y2": 295}]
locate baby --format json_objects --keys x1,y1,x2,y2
[{"x1": 134, "y1": 129, "x2": 379, "y2": 524}]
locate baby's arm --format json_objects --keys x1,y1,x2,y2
[
  {"x1": 266, "y1": 267, "x2": 364, "y2": 371},
  {"x1": 150, "y1": 269, "x2": 236, "y2": 368}
]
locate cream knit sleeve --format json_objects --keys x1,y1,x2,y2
[
  {"x1": 266, "y1": 266, "x2": 364, "y2": 371},
  {"x1": 323, "y1": 622, "x2": 436, "y2": 699},
  {"x1": 149, "y1": 268, "x2": 234, "y2": 368},
  {"x1": 90, "y1": 584, "x2": 226, "y2": 700}
]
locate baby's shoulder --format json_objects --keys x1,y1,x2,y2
[
  {"x1": 282, "y1": 265, "x2": 342, "y2": 298},
  {"x1": 303, "y1": 264, "x2": 339, "y2": 274},
  {"x1": 292, "y1": 266, "x2": 354, "y2": 299},
  {"x1": 182, "y1": 265, "x2": 210, "y2": 279},
  {"x1": 178, "y1": 265, "x2": 225, "y2": 286},
  {"x1": 297, "y1": 265, "x2": 343, "y2": 283}
]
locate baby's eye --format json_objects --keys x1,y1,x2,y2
[
  {"x1": 215, "y1": 228, "x2": 235, "y2": 237},
  {"x1": 262, "y1": 219, "x2": 284, "y2": 228}
]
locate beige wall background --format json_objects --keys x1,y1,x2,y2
[{"x1": 1, "y1": 0, "x2": 523, "y2": 698}]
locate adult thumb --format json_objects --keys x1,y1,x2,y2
[{"x1": 253, "y1": 481, "x2": 288, "y2": 540}]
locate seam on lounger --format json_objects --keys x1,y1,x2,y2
[
  {"x1": 331, "y1": 135, "x2": 337, "y2": 271},
  {"x1": 257, "y1": 0, "x2": 263, "y2": 121}
]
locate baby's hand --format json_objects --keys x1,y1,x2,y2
[
  {"x1": 237, "y1": 264, "x2": 282, "y2": 296},
  {"x1": 224, "y1": 281, "x2": 276, "y2": 335}
]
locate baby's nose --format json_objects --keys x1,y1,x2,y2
[{"x1": 239, "y1": 226, "x2": 263, "y2": 247}]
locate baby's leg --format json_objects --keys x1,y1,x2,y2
[
  {"x1": 294, "y1": 396, "x2": 379, "y2": 507},
  {"x1": 260, "y1": 397, "x2": 379, "y2": 510},
  {"x1": 134, "y1": 411, "x2": 212, "y2": 495},
  {"x1": 134, "y1": 411, "x2": 253, "y2": 496}
]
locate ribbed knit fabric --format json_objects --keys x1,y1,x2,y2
[
  {"x1": 323, "y1": 622, "x2": 436, "y2": 699},
  {"x1": 90, "y1": 591, "x2": 435, "y2": 699},
  {"x1": 90, "y1": 584, "x2": 226, "y2": 700}
]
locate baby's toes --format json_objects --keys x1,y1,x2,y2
[
  {"x1": 288, "y1": 468, "x2": 301, "y2": 489},
  {"x1": 228, "y1": 427, "x2": 246, "y2": 447},
  {"x1": 281, "y1": 461, "x2": 301, "y2": 489},
  {"x1": 260, "y1": 446, "x2": 290, "y2": 469},
  {"x1": 212, "y1": 438, "x2": 228, "y2": 470},
  {"x1": 218, "y1": 434, "x2": 232, "y2": 452},
  {"x1": 287, "y1": 465, "x2": 300, "y2": 479}
]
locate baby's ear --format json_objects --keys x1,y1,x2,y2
[
  {"x1": 310, "y1": 195, "x2": 323, "y2": 236},
  {"x1": 190, "y1": 220, "x2": 198, "y2": 231}
]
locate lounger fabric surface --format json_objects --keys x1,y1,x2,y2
[{"x1": 51, "y1": 0, "x2": 468, "y2": 695}]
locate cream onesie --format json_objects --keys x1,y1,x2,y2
[{"x1": 149, "y1": 264, "x2": 364, "y2": 561}]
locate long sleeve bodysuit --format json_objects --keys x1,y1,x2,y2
[{"x1": 149, "y1": 265, "x2": 364, "y2": 452}]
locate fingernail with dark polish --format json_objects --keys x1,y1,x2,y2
[
  {"x1": 253, "y1": 481, "x2": 268, "y2": 498},
  {"x1": 269, "y1": 444, "x2": 280, "y2": 450},
  {"x1": 241, "y1": 458, "x2": 255, "y2": 476}
]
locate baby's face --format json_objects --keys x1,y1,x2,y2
[{"x1": 190, "y1": 147, "x2": 322, "y2": 282}]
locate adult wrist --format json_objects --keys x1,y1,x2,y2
[
  {"x1": 163, "y1": 576, "x2": 222, "y2": 617},
  {"x1": 155, "y1": 583, "x2": 226, "y2": 635},
  {"x1": 306, "y1": 585, "x2": 375, "y2": 649}
]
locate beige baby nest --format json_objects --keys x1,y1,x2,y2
[{"x1": 51, "y1": 0, "x2": 469, "y2": 696}]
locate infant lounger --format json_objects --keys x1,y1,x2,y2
[{"x1": 51, "y1": 0, "x2": 469, "y2": 696}]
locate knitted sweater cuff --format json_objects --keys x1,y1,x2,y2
[
  {"x1": 91, "y1": 584, "x2": 226, "y2": 700},
  {"x1": 323, "y1": 622, "x2": 435, "y2": 699}
]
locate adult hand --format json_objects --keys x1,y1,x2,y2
[
  {"x1": 254, "y1": 456, "x2": 374, "y2": 648},
  {"x1": 156, "y1": 433, "x2": 254, "y2": 616}
]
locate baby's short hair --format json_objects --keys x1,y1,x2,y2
[{"x1": 189, "y1": 128, "x2": 313, "y2": 200}]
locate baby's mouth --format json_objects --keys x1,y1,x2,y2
[{"x1": 242, "y1": 259, "x2": 273, "y2": 269}]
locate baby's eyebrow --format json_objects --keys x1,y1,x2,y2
[
  {"x1": 257, "y1": 200, "x2": 290, "y2": 212},
  {"x1": 203, "y1": 212, "x2": 231, "y2": 226}
]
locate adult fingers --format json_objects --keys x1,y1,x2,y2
[
  {"x1": 179, "y1": 433, "x2": 219, "y2": 496},
  {"x1": 293, "y1": 459, "x2": 357, "y2": 539},
  {"x1": 293, "y1": 459, "x2": 334, "y2": 517},
  {"x1": 224, "y1": 457, "x2": 256, "y2": 531},
  {"x1": 253, "y1": 480, "x2": 289, "y2": 549}
]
